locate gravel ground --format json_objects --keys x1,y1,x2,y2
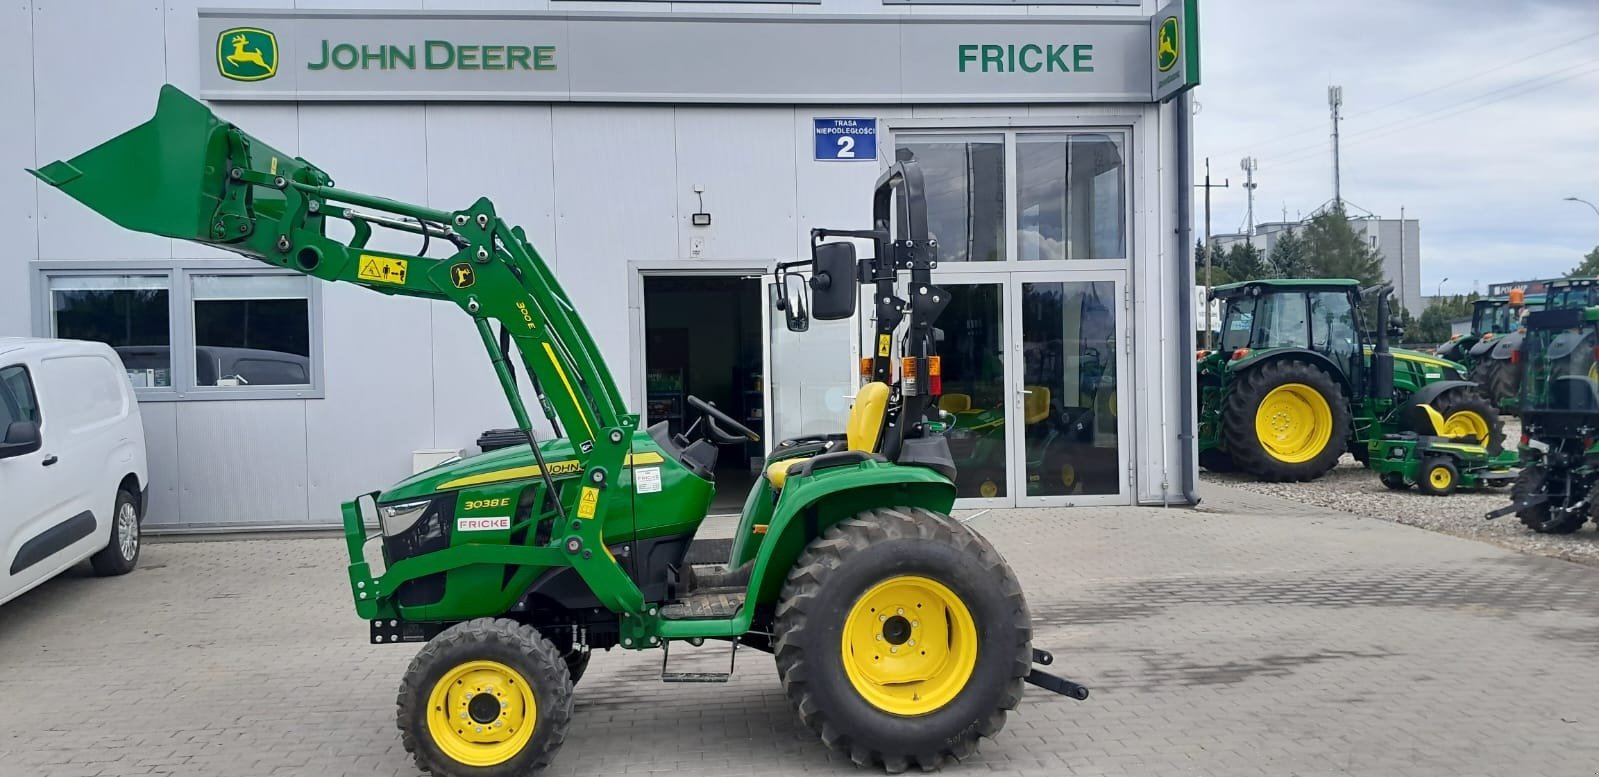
[{"x1": 1201, "y1": 417, "x2": 1599, "y2": 566}]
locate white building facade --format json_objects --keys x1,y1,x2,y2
[{"x1": 2, "y1": 1, "x2": 1200, "y2": 529}]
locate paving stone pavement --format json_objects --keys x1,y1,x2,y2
[{"x1": 3, "y1": 482, "x2": 1599, "y2": 777}]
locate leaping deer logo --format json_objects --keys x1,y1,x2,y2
[
  {"x1": 1157, "y1": 17, "x2": 1180, "y2": 73},
  {"x1": 217, "y1": 28, "x2": 278, "y2": 82}
]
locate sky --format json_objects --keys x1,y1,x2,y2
[{"x1": 1193, "y1": 0, "x2": 1599, "y2": 297}]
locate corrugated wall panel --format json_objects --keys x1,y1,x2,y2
[
  {"x1": 425, "y1": 104, "x2": 559, "y2": 450},
  {"x1": 673, "y1": 107, "x2": 799, "y2": 261},
  {"x1": 0, "y1": 3, "x2": 36, "y2": 338},
  {"x1": 552, "y1": 105, "x2": 679, "y2": 401},
  {"x1": 136, "y1": 401, "x2": 182, "y2": 528},
  {"x1": 32, "y1": 1, "x2": 171, "y2": 261},
  {"x1": 175, "y1": 400, "x2": 308, "y2": 526},
  {"x1": 298, "y1": 105, "x2": 438, "y2": 521}
]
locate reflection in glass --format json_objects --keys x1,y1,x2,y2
[
  {"x1": 51, "y1": 276, "x2": 172, "y2": 388},
  {"x1": 898, "y1": 137, "x2": 1006, "y2": 263},
  {"x1": 192, "y1": 275, "x2": 311, "y2": 387},
  {"x1": 1017, "y1": 134, "x2": 1126, "y2": 261},
  {"x1": 938, "y1": 285, "x2": 1006, "y2": 498},
  {"x1": 1021, "y1": 281, "x2": 1119, "y2": 496}
]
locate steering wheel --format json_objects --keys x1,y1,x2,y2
[{"x1": 687, "y1": 395, "x2": 762, "y2": 445}]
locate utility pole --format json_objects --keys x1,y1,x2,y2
[
  {"x1": 1195, "y1": 157, "x2": 1231, "y2": 348},
  {"x1": 1398, "y1": 206, "x2": 1407, "y2": 316},
  {"x1": 1328, "y1": 86, "x2": 1344, "y2": 211},
  {"x1": 1240, "y1": 157, "x2": 1259, "y2": 242}
]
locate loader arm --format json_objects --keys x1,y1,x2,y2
[{"x1": 30, "y1": 84, "x2": 645, "y2": 614}]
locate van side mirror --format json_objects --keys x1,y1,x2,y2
[
  {"x1": 809, "y1": 241, "x2": 860, "y2": 322},
  {"x1": 0, "y1": 420, "x2": 41, "y2": 460}
]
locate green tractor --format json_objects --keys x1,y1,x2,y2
[
  {"x1": 1436, "y1": 290, "x2": 1537, "y2": 371},
  {"x1": 1467, "y1": 279, "x2": 1599, "y2": 413},
  {"x1": 1487, "y1": 305, "x2": 1599, "y2": 534},
  {"x1": 1198, "y1": 279, "x2": 1502, "y2": 481},
  {"x1": 34, "y1": 87, "x2": 1089, "y2": 775}
]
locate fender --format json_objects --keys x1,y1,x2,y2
[
  {"x1": 1402, "y1": 380, "x2": 1478, "y2": 412},
  {"x1": 1468, "y1": 336, "x2": 1499, "y2": 359},
  {"x1": 746, "y1": 459, "x2": 956, "y2": 606},
  {"x1": 1226, "y1": 348, "x2": 1355, "y2": 399},
  {"x1": 1489, "y1": 331, "x2": 1524, "y2": 361}
]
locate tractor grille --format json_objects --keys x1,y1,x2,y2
[{"x1": 381, "y1": 496, "x2": 453, "y2": 607}]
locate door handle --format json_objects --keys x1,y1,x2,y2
[
  {"x1": 1017, "y1": 389, "x2": 1034, "y2": 395},
  {"x1": 41, "y1": 455, "x2": 58, "y2": 467}
]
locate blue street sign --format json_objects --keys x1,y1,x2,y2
[{"x1": 814, "y1": 118, "x2": 877, "y2": 162}]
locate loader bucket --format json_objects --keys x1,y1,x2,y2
[{"x1": 28, "y1": 84, "x2": 321, "y2": 250}]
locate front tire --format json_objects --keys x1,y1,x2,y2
[
  {"x1": 774, "y1": 508, "x2": 1029, "y2": 773},
  {"x1": 1379, "y1": 471, "x2": 1410, "y2": 491},
  {"x1": 1416, "y1": 457, "x2": 1459, "y2": 496},
  {"x1": 90, "y1": 489, "x2": 140, "y2": 577},
  {"x1": 1223, "y1": 360, "x2": 1350, "y2": 482},
  {"x1": 398, "y1": 618, "x2": 573, "y2": 776}
]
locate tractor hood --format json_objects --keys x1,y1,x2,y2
[{"x1": 378, "y1": 440, "x2": 578, "y2": 503}]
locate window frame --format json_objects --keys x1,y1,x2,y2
[
  {"x1": 890, "y1": 119, "x2": 1135, "y2": 274},
  {"x1": 30, "y1": 260, "x2": 325, "y2": 402}
]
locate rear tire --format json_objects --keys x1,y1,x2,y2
[
  {"x1": 1512, "y1": 468, "x2": 1587, "y2": 534},
  {"x1": 1432, "y1": 388, "x2": 1504, "y2": 455},
  {"x1": 1223, "y1": 360, "x2": 1350, "y2": 482},
  {"x1": 398, "y1": 618, "x2": 573, "y2": 776},
  {"x1": 1469, "y1": 359, "x2": 1517, "y2": 413},
  {"x1": 773, "y1": 507, "x2": 1029, "y2": 773},
  {"x1": 90, "y1": 489, "x2": 140, "y2": 577}
]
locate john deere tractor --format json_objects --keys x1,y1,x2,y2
[
  {"x1": 1437, "y1": 290, "x2": 1536, "y2": 371},
  {"x1": 1468, "y1": 279, "x2": 1599, "y2": 413},
  {"x1": 1487, "y1": 305, "x2": 1599, "y2": 534},
  {"x1": 1198, "y1": 279, "x2": 1502, "y2": 482},
  {"x1": 34, "y1": 87, "x2": 1088, "y2": 776}
]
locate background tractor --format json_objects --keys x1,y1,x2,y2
[
  {"x1": 1437, "y1": 289, "x2": 1536, "y2": 370},
  {"x1": 1468, "y1": 278, "x2": 1599, "y2": 413},
  {"x1": 1487, "y1": 305, "x2": 1599, "y2": 534},
  {"x1": 1198, "y1": 279, "x2": 1502, "y2": 482},
  {"x1": 34, "y1": 87, "x2": 1089, "y2": 777}
]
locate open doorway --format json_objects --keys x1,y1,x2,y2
[{"x1": 642, "y1": 274, "x2": 763, "y2": 512}]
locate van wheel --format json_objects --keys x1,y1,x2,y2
[{"x1": 91, "y1": 489, "x2": 140, "y2": 576}]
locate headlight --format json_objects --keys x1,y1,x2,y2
[{"x1": 380, "y1": 500, "x2": 432, "y2": 536}]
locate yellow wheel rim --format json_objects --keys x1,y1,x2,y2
[
  {"x1": 978, "y1": 479, "x2": 999, "y2": 498},
  {"x1": 425, "y1": 660, "x2": 537, "y2": 767},
  {"x1": 841, "y1": 575, "x2": 978, "y2": 716},
  {"x1": 1254, "y1": 383, "x2": 1334, "y2": 464},
  {"x1": 1060, "y1": 463, "x2": 1077, "y2": 488},
  {"x1": 1428, "y1": 466, "x2": 1453, "y2": 490},
  {"x1": 1440, "y1": 410, "x2": 1490, "y2": 444}
]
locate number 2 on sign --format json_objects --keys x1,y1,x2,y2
[{"x1": 836, "y1": 136, "x2": 856, "y2": 158}]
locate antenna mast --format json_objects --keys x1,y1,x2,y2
[{"x1": 1328, "y1": 86, "x2": 1344, "y2": 210}]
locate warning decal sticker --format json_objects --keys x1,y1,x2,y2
[{"x1": 358, "y1": 254, "x2": 409, "y2": 285}]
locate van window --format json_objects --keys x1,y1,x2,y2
[
  {"x1": 0, "y1": 366, "x2": 41, "y2": 429},
  {"x1": 38, "y1": 355, "x2": 125, "y2": 432}
]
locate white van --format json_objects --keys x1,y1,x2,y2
[{"x1": 0, "y1": 338, "x2": 148, "y2": 605}]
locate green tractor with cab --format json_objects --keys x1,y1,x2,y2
[
  {"x1": 1198, "y1": 279, "x2": 1502, "y2": 482},
  {"x1": 1466, "y1": 279, "x2": 1599, "y2": 413},
  {"x1": 33, "y1": 86, "x2": 1090, "y2": 776},
  {"x1": 1436, "y1": 290, "x2": 1537, "y2": 372}
]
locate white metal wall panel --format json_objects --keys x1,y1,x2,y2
[
  {"x1": 792, "y1": 106, "x2": 911, "y2": 262},
  {"x1": 175, "y1": 400, "x2": 309, "y2": 526},
  {"x1": 0, "y1": 3, "x2": 36, "y2": 338},
  {"x1": 673, "y1": 107, "x2": 798, "y2": 261},
  {"x1": 136, "y1": 401, "x2": 183, "y2": 527},
  {"x1": 32, "y1": 1, "x2": 171, "y2": 261},
  {"x1": 425, "y1": 105, "x2": 559, "y2": 450},
  {"x1": 298, "y1": 105, "x2": 439, "y2": 521},
  {"x1": 552, "y1": 106, "x2": 679, "y2": 400}
]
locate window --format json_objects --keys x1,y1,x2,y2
[
  {"x1": 897, "y1": 129, "x2": 1130, "y2": 265},
  {"x1": 192, "y1": 275, "x2": 312, "y2": 387},
  {"x1": 1310, "y1": 291, "x2": 1357, "y2": 355},
  {"x1": 39, "y1": 263, "x2": 321, "y2": 400},
  {"x1": 898, "y1": 135, "x2": 1007, "y2": 263},
  {"x1": 1017, "y1": 134, "x2": 1126, "y2": 261},
  {"x1": 0, "y1": 366, "x2": 40, "y2": 429},
  {"x1": 50, "y1": 275, "x2": 172, "y2": 388},
  {"x1": 1255, "y1": 293, "x2": 1309, "y2": 349}
]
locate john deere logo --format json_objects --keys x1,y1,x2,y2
[
  {"x1": 450, "y1": 263, "x2": 476, "y2": 289},
  {"x1": 1157, "y1": 17, "x2": 1180, "y2": 73},
  {"x1": 218, "y1": 28, "x2": 277, "y2": 82}
]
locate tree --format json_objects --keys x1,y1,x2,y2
[
  {"x1": 1224, "y1": 243, "x2": 1269, "y2": 282},
  {"x1": 1195, "y1": 240, "x2": 1236, "y2": 287},
  {"x1": 1412, "y1": 294, "x2": 1478, "y2": 344},
  {"x1": 1567, "y1": 245, "x2": 1599, "y2": 277},
  {"x1": 1302, "y1": 206, "x2": 1386, "y2": 286},
  {"x1": 1267, "y1": 227, "x2": 1311, "y2": 279}
]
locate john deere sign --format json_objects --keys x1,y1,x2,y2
[
  {"x1": 1151, "y1": 0, "x2": 1201, "y2": 102},
  {"x1": 198, "y1": 9, "x2": 1181, "y2": 104}
]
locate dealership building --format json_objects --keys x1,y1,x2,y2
[{"x1": 1, "y1": 0, "x2": 1200, "y2": 529}]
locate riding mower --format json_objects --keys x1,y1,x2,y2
[
  {"x1": 1487, "y1": 305, "x2": 1599, "y2": 534},
  {"x1": 1367, "y1": 403, "x2": 1517, "y2": 495},
  {"x1": 33, "y1": 86, "x2": 1089, "y2": 776},
  {"x1": 1198, "y1": 279, "x2": 1502, "y2": 482}
]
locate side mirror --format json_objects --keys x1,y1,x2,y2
[
  {"x1": 0, "y1": 420, "x2": 42, "y2": 460},
  {"x1": 774, "y1": 270, "x2": 811, "y2": 333},
  {"x1": 809, "y1": 241, "x2": 860, "y2": 321}
]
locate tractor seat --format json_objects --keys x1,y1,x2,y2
[
  {"x1": 1023, "y1": 385, "x2": 1051, "y2": 425},
  {"x1": 766, "y1": 381, "x2": 890, "y2": 489},
  {"x1": 940, "y1": 393, "x2": 972, "y2": 414}
]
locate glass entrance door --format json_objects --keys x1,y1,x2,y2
[{"x1": 1009, "y1": 274, "x2": 1128, "y2": 505}]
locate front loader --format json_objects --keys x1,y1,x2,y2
[{"x1": 32, "y1": 86, "x2": 1088, "y2": 776}]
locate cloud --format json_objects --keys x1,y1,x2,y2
[{"x1": 1194, "y1": 0, "x2": 1599, "y2": 294}]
